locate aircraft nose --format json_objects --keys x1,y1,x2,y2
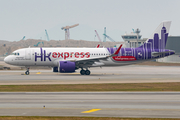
[{"x1": 4, "y1": 56, "x2": 10, "y2": 64}]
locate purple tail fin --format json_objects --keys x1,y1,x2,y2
[{"x1": 139, "y1": 21, "x2": 171, "y2": 50}]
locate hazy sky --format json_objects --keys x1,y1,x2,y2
[{"x1": 0, "y1": 0, "x2": 179, "y2": 42}]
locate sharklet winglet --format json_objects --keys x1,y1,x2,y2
[
  {"x1": 114, "y1": 44, "x2": 122, "y2": 55},
  {"x1": 110, "y1": 44, "x2": 122, "y2": 57},
  {"x1": 96, "y1": 44, "x2": 100, "y2": 48}
]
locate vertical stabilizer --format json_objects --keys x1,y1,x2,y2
[{"x1": 139, "y1": 21, "x2": 171, "y2": 50}]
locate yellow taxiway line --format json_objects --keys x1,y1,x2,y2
[
  {"x1": 81, "y1": 109, "x2": 101, "y2": 113},
  {"x1": 36, "y1": 72, "x2": 41, "y2": 74}
]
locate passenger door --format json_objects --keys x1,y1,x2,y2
[{"x1": 25, "y1": 48, "x2": 31, "y2": 60}]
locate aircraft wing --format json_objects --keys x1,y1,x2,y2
[
  {"x1": 69, "y1": 56, "x2": 108, "y2": 62},
  {"x1": 69, "y1": 44, "x2": 122, "y2": 68}
]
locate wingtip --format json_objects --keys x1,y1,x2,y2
[{"x1": 114, "y1": 44, "x2": 122, "y2": 55}]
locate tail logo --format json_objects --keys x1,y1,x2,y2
[{"x1": 140, "y1": 26, "x2": 168, "y2": 50}]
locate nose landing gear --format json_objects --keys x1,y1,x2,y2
[
  {"x1": 80, "y1": 69, "x2": 91, "y2": 75},
  {"x1": 25, "y1": 68, "x2": 30, "y2": 75}
]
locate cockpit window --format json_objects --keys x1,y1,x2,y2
[{"x1": 11, "y1": 52, "x2": 20, "y2": 55}]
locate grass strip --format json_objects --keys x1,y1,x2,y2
[
  {"x1": 0, "y1": 116, "x2": 178, "y2": 120},
  {"x1": 0, "y1": 82, "x2": 180, "y2": 92}
]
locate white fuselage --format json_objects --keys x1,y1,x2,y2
[{"x1": 4, "y1": 47, "x2": 145, "y2": 68}]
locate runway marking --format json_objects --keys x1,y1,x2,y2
[
  {"x1": 36, "y1": 72, "x2": 41, "y2": 74},
  {"x1": 81, "y1": 109, "x2": 101, "y2": 113}
]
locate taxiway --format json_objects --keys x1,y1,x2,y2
[
  {"x1": 0, "y1": 65, "x2": 180, "y2": 85},
  {"x1": 0, "y1": 92, "x2": 179, "y2": 118}
]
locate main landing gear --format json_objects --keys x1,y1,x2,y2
[
  {"x1": 25, "y1": 67, "x2": 30, "y2": 75},
  {"x1": 80, "y1": 69, "x2": 91, "y2": 75}
]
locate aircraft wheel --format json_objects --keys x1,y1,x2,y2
[
  {"x1": 25, "y1": 71, "x2": 30, "y2": 75},
  {"x1": 85, "y1": 70, "x2": 90, "y2": 75},
  {"x1": 80, "y1": 70, "x2": 85, "y2": 75}
]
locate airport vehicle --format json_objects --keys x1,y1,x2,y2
[{"x1": 4, "y1": 21, "x2": 175, "y2": 75}]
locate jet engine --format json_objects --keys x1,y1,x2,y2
[{"x1": 53, "y1": 61, "x2": 76, "y2": 73}]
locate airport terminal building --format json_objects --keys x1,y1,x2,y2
[{"x1": 121, "y1": 28, "x2": 146, "y2": 48}]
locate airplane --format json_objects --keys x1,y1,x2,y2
[{"x1": 4, "y1": 21, "x2": 175, "y2": 75}]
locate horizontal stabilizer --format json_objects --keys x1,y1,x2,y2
[{"x1": 152, "y1": 51, "x2": 175, "y2": 57}]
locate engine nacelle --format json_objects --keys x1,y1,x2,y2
[{"x1": 59, "y1": 61, "x2": 75, "y2": 73}]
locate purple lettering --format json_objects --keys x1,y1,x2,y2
[
  {"x1": 44, "y1": 50, "x2": 51, "y2": 61},
  {"x1": 35, "y1": 48, "x2": 43, "y2": 61}
]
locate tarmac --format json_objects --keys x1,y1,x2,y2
[
  {"x1": 0, "y1": 65, "x2": 180, "y2": 118},
  {"x1": 0, "y1": 92, "x2": 180, "y2": 118},
  {"x1": 0, "y1": 65, "x2": 180, "y2": 85}
]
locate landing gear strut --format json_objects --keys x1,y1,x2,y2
[
  {"x1": 80, "y1": 69, "x2": 91, "y2": 75},
  {"x1": 25, "y1": 68, "x2": 30, "y2": 75}
]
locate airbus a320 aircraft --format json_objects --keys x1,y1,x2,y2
[{"x1": 4, "y1": 21, "x2": 175, "y2": 75}]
